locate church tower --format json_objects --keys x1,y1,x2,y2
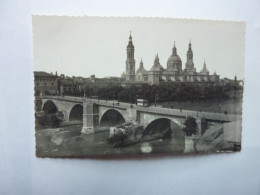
[
  {"x1": 185, "y1": 41, "x2": 196, "y2": 74},
  {"x1": 125, "y1": 32, "x2": 136, "y2": 81}
]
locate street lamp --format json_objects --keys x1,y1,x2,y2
[
  {"x1": 196, "y1": 97, "x2": 198, "y2": 117},
  {"x1": 154, "y1": 90, "x2": 157, "y2": 107},
  {"x1": 154, "y1": 87, "x2": 159, "y2": 107},
  {"x1": 218, "y1": 103, "x2": 222, "y2": 114}
]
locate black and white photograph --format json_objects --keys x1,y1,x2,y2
[{"x1": 33, "y1": 16, "x2": 245, "y2": 157}]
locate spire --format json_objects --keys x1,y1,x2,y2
[
  {"x1": 137, "y1": 57, "x2": 147, "y2": 73},
  {"x1": 127, "y1": 31, "x2": 133, "y2": 47},
  {"x1": 129, "y1": 31, "x2": 132, "y2": 40},
  {"x1": 151, "y1": 53, "x2": 163, "y2": 71},
  {"x1": 154, "y1": 53, "x2": 160, "y2": 63},
  {"x1": 154, "y1": 53, "x2": 161, "y2": 67},
  {"x1": 172, "y1": 41, "x2": 177, "y2": 55},
  {"x1": 139, "y1": 58, "x2": 143, "y2": 67},
  {"x1": 200, "y1": 59, "x2": 209, "y2": 74},
  {"x1": 154, "y1": 53, "x2": 158, "y2": 62},
  {"x1": 188, "y1": 39, "x2": 192, "y2": 50}
]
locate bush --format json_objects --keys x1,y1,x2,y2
[
  {"x1": 107, "y1": 131, "x2": 127, "y2": 147},
  {"x1": 183, "y1": 117, "x2": 197, "y2": 137},
  {"x1": 35, "y1": 112, "x2": 61, "y2": 128}
]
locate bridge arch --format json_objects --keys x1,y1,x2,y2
[
  {"x1": 144, "y1": 118, "x2": 172, "y2": 134},
  {"x1": 100, "y1": 109, "x2": 126, "y2": 127},
  {"x1": 42, "y1": 100, "x2": 58, "y2": 114},
  {"x1": 143, "y1": 117, "x2": 185, "y2": 140},
  {"x1": 69, "y1": 104, "x2": 83, "y2": 121}
]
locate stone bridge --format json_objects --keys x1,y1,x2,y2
[
  {"x1": 40, "y1": 97, "x2": 84, "y2": 121},
  {"x1": 38, "y1": 96, "x2": 241, "y2": 137}
]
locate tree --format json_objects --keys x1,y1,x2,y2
[{"x1": 183, "y1": 117, "x2": 197, "y2": 136}]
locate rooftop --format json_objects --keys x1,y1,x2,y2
[{"x1": 34, "y1": 71, "x2": 57, "y2": 77}]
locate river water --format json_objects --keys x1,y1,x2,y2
[{"x1": 36, "y1": 124, "x2": 185, "y2": 157}]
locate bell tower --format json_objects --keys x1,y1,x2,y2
[
  {"x1": 125, "y1": 31, "x2": 136, "y2": 81},
  {"x1": 185, "y1": 40, "x2": 196, "y2": 73}
]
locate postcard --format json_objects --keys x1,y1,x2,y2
[{"x1": 33, "y1": 16, "x2": 245, "y2": 157}]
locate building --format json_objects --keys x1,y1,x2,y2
[
  {"x1": 59, "y1": 78, "x2": 78, "y2": 94},
  {"x1": 34, "y1": 71, "x2": 59, "y2": 95},
  {"x1": 122, "y1": 33, "x2": 220, "y2": 85},
  {"x1": 125, "y1": 32, "x2": 136, "y2": 81},
  {"x1": 135, "y1": 58, "x2": 148, "y2": 82}
]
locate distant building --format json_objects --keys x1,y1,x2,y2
[
  {"x1": 125, "y1": 32, "x2": 136, "y2": 81},
  {"x1": 34, "y1": 71, "x2": 59, "y2": 95},
  {"x1": 59, "y1": 78, "x2": 78, "y2": 94},
  {"x1": 58, "y1": 74, "x2": 124, "y2": 95},
  {"x1": 123, "y1": 33, "x2": 220, "y2": 85}
]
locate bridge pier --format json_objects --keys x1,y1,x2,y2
[
  {"x1": 81, "y1": 100, "x2": 98, "y2": 134},
  {"x1": 196, "y1": 117, "x2": 207, "y2": 137}
]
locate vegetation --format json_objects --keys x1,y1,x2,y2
[
  {"x1": 35, "y1": 112, "x2": 62, "y2": 128},
  {"x1": 182, "y1": 117, "x2": 197, "y2": 137},
  {"x1": 63, "y1": 82, "x2": 242, "y2": 103}
]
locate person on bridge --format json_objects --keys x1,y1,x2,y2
[{"x1": 218, "y1": 104, "x2": 222, "y2": 113}]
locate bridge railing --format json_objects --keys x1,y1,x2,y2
[{"x1": 134, "y1": 105, "x2": 240, "y2": 121}]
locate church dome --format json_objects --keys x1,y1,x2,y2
[
  {"x1": 150, "y1": 65, "x2": 162, "y2": 72},
  {"x1": 200, "y1": 60, "x2": 209, "y2": 75},
  {"x1": 167, "y1": 55, "x2": 182, "y2": 65},
  {"x1": 136, "y1": 59, "x2": 147, "y2": 74},
  {"x1": 167, "y1": 43, "x2": 182, "y2": 72},
  {"x1": 150, "y1": 54, "x2": 164, "y2": 72}
]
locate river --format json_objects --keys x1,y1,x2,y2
[{"x1": 35, "y1": 123, "x2": 185, "y2": 157}]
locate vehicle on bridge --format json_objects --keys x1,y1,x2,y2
[{"x1": 136, "y1": 99, "x2": 149, "y2": 107}]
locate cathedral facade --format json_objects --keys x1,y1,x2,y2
[{"x1": 122, "y1": 33, "x2": 220, "y2": 85}]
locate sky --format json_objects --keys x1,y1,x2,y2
[{"x1": 32, "y1": 16, "x2": 245, "y2": 79}]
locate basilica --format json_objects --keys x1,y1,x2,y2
[{"x1": 122, "y1": 33, "x2": 219, "y2": 85}]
